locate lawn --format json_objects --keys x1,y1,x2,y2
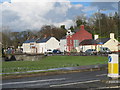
[{"x1": 2, "y1": 56, "x2": 108, "y2": 73}]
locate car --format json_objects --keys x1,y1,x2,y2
[
  {"x1": 52, "y1": 49, "x2": 62, "y2": 54},
  {"x1": 45, "y1": 49, "x2": 53, "y2": 54},
  {"x1": 85, "y1": 49, "x2": 97, "y2": 55},
  {"x1": 99, "y1": 47, "x2": 112, "y2": 54}
]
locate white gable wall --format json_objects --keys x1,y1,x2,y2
[
  {"x1": 103, "y1": 39, "x2": 118, "y2": 52},
  {"x1": 60, "y1": 39, "x2": 67, "y2": 52},
  {"x1": 46, "y1": 37, "x2": 60, "y2": 51}
]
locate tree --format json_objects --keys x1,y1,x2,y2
[{"x1": 39, "y1": 25, "x2": 67, "y2": 40}]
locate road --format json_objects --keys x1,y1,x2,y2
[{"x1": 1, "y1": 70, "x2": 120, "y2": 89}]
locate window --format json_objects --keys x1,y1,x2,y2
[{"x1": 74, "y1": 40, "x2": 79, "y2": 47}]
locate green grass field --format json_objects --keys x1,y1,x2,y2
[{"x1": 2, "y1": 56, "x2": 108, "y2": 73}]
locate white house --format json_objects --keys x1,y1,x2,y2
[
  {"x1": 36, "y1": 37, "x2": 60, "y2": 53},
  {"x1": 22, "y1": 37, "x2": 60, "y2": 54},
  {"x1": 60, "y1": 36, "x2": 67, "y2": 52},
  {"x1": 79, "y1": 33, "x2": 119, "y2": 52}
]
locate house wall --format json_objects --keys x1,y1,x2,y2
[
  {"x1": 60, "y1": 39, "x2": 67, "y2": 52},
  {"x1": 22, "y1": 42, "x2": 37, "y2": 53},
  {"x1": 22, "y1": 43, "x2": 31, "y2": 53},
  {"x1": 79, "y1": 45, "x2": 96, "y2": 52},
  {"x1": 66, "y1": 25, "x2": 92, "y2": 52},
  {"x1": 103, "y1": 39, "x2": 119, "y2": 52},
  {"x1": 46, "y1": 37, "x2": 60, "y2": 51},
  {"x1": 36, "y1": 43, "x2": 46, "y2": 53}
]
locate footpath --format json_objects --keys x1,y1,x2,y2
[{"x1": 2, "y1": 64, "x2": 108, "y2": 79}]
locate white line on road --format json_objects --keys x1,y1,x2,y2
[
  {"x1": 96, "y1": 74, "x2": 107, "y2": 77},
  {"x1": 97, "y1": 86, "x2": 120, "y2": 89},
  {"x1": 50, "y1": 79, "x2": 100, "y2": 87},
  {"x1": 1, "y1": 78, "x2": 66, "y2": 86}
]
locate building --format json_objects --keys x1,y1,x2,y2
[
  {"x1": 66, "y1": 25, "x2": 92, "y2": 52},
  {"x1": 79, "y1": 39, "x2": 97, "y2": 52},
  {"x1": 22, "y1": 37, "x2": 60, "y2": 54},
  {"x1": 22, "y1": 38, "x2": 38, "y2": 53},
  {"x1": 60, "y1": 36, "x2": 67, "y2": 52},
  {"x1": 36, "y1": 37, "x2": 60, "y2": 53},
  {"x1": 79, "y1": 33, "x2": 119, "y2": 52}
]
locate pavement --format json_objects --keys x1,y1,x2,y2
[
  {"x1": 1, "y1": 64, "x2": 107, "y2": 75},
  {"x1": 1, "y1": 69, "x2": 120, "y2": 89}
]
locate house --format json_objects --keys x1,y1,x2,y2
[
  {"x1": 36, "y1": 37, "x2": 60, "y2": 53},
  {"x1": 79, "y1": 39, "x2": 97, "y2": 52},
  {"x1": 22, "y1": 37, "x2": 60, "y2": 54},
  {"x1": 80, "y1": 33, "x2": 119, "y2": 52},
  {"x1": 66, "y1": 25, "x2": 92, "y2": 52},
  {"x1": 60, "y1": 36, "x2": 67, "y2": 52}
]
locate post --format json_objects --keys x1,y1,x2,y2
[{"x1": 108, "y1": 54, "x2": 119, "y2": 79}]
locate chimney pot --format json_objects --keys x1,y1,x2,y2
[{"x1": 80, "y1": 25, "x2": 84, "y2": 30}]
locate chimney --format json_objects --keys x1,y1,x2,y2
[
  {"x1": 44, "y1": 35, "x2": 47, "y2": 39},
  {"x1": 94, "y1": 35, "x2": 99, "y2": 40},
  {"x1": 80, "y1": 25, "x2": 84, "y2": 30},
  {"x1": 110, "y1": 33, "x2": 114, "y2": 39}
]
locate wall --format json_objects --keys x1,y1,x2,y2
[
  {"x1": 103, "y1": 39, "x2": 119, "y2": 52},
  {"x1": 80, "y1": 45, "x2": 96, "y2": 52},
  {"x1": 2, "y1": 54, "x2": 45, "y2": 61},
  {"x1": 60, "y1": 39, "x2": 67, "y2": 52},
  {"x1": 46, "y1": 37, "x2": 60, "y2": 51},
  {"x1": 22, "y1": 43, "x2": 31, "y2": 53},
  {"x1": 36, "y1": 43, "x2": 46, "y2": 53}
]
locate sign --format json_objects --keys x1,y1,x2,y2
[
  {"x1": 108, "y1": 54, "x2": 119, "y2": 79},
  {"x1": 108, "y1": 56, "x2": 112, "y2": 62}
]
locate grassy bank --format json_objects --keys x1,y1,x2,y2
[{"x1": 2, "y1": 56, "x2": 108, "y2": 73}]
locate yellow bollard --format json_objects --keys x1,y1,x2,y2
[{"x1": 108, "y1": 54, "x2": 119, "y2": 79}]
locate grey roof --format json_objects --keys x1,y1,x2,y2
[
  {"x1": 96, "y1": 38, "x2": 110, "y2": 44},
  {"x1": 79, "y1": 38, "x2": 110, "y2": 45},
  {"x1": 36, "y1": 37, "x2": 51, "y2": 43},
  {"x1": 79, "y1": 39, "x2": 97, "y2": 45}
]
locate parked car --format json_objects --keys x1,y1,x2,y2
[
  {"x1": 52, "y1": 49, "x2": 62, "y2": 54},
  {"x1": 45, "y1": 49, "x2": 53, "y2": 54},
  {"x1": 85, "y1": 49, "x2": 97, "y2": 55},
  {"x1": 99, "y1": 47, "x2": 112, "y2": 54}
]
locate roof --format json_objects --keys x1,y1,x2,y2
[
  {"x1": 96, "y1": 38, "x2": 110, "y2": 44},
  {"x1": 36, "y1": 37, "x2": 51, "y2": 43},
  {"x1": 79, "y1": 38, "x2": 111, "y2": 45},
  {"x1": 60, "y1": 36, "x2": 66, "y2": 40},
  {"x1": 24, "y1": 38, "x2": 37, "y2": 43},
  {"x1": 79, "y1": 39, "x2": 97, "y2": 45}
]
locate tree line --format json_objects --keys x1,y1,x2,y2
[{"x1": 1, "y1": 12, "x2": 120, "y2": 49}]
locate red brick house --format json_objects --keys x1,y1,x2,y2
[{"x1": 66, "y1": 25, "x2": 92, "y2": 52}]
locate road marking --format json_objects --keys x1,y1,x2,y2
[
  {"x1": 50, "y1": 79, "x2": 100, "y2": 87},
  {"x1": 1, "y1": 78, "x2": 66, "y2": 86},
  {"x1": 96, "y1": 74, "x2": 107, "y2": 77},
  {"x1": 97, "y1": 86, "x2": 120, "y2": 89},
  {"x1": 25, "y1": 83, "x2": 50, "y2": 87}
]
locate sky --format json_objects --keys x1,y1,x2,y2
[{"x1": 0, "y1": 0, "x2": 119, "y2": 32}]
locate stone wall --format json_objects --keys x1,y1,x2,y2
[{"x1": 2, "y1": 54, "x2": 45, "y2": 61}]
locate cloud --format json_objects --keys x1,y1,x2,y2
[
  {"x1": 91, "y1": 2, "x2": 118, "y2": 10},
  {"x1": 69, "y1": 0, "x2": 120, "y2": 2},
  {"x1": 1, "y1": 0, "x2": 84, "y2": 31},
  {"x1": 0, "y1": 1, "x2": 118, "y2": 32}
]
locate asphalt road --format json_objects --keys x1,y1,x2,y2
[{"x1": 1, "y1": 70, "x2": 120, "y2": 89}]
